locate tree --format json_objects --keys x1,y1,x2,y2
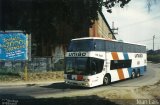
[
  {"x1": 0, "y1": 0, "x2": 131, "y2": 56},
  {"x1": 1, "y1": 0, "x2": 131, "y2": 31},
  {"x1": 103, "y1": 0, "x2": 131, "y2": 13},
  {"x1": 146, "y1": 0, "x2": 160, "y2": 12}
]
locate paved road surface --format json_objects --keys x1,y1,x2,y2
[{"x1": 0, "y1": 63, "x2": 159, "y2": 99}]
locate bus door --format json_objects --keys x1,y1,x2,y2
[{"x1": 90, "y1": 58, "x2": 104, "y2": 86}]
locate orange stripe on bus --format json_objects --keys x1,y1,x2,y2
[
  {"x1": 112, "y1": 52, "x2": 119, "y2": 60},
  {"x1": 117, "y1": 69, "x2": 125, "y2": 80}
]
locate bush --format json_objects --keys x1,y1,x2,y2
[{"x1": 147, "y1": 54, "x2": 160, "y2": 62}]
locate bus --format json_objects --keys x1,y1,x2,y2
[{"x1": 64, "y1": 37, "x2": 147, "y2": 87}]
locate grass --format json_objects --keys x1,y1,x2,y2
[{"x1": 0, "y1": 71, "x2": 64, "y2": 82}]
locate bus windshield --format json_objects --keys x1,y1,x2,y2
[
  {"x1": 65, "y1": 57, "x2": 104, "y2": 75},
  {"x1": 68, "y1": 39, "x2": 94, "y2": 51}
]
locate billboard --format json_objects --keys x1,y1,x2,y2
[{"x1": 0, "y1": 32, "x2": 28, "y2": 60}]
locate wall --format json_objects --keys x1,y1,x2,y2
[
  {"x1": 0, "y1": 56, "x2": 64, "y2": 74},
  {"x1": 51, "y1": 45, "x2": 65, "y2": 70},
  {"x1": 0, "y1": 11, "x2": 116, "y2": 73},
  {"x1": 89, "y1": 12, "x2": 114, "y2": 39}
]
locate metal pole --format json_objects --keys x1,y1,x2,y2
[
  {"x1": 24, "y1": 61, "x2": 28, "y2": 81},
  {"x1": 153, "y1": 35, "x2": 155, "y2": 51}
]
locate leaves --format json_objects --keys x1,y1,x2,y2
[
  {"x1": 1, "y1": 0, "x2": 131, "y2": 56},
  {"x1": 104, "y1": 0, "x2": 131, "y2": 13}
]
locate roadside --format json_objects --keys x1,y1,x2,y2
[
  {"x1": 32, "y1": 62, "x2": 160, "y2": 105},
  {"x1": 94, "y1": 62, "x2": 160, "y2": 105},
  {"x1": 0, "y1": 81, "x2": 63, "y2": 88},
  {"x1": 94, "y1": 80, "x2": 160, "y2": 105},
  {"x1": 0, "y1": 71, "x2": 64, "y2": 87},
  {"x1": 0, "y1": 62, "x2": 160, "y2": 105}
]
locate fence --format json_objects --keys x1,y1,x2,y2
[{"x1": 0, "y1": 57, "x2": 65, "y2": 74}]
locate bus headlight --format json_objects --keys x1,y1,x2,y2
[{"x1": 84, "y1": 79, "x2": 90, "y2": 82}]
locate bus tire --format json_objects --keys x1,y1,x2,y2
[
  {"x1": 136, "y1": 69, "x2": 140, "y2": 78},
  {"x1": 103, "y1": 74, "x2": 111, "y2": 86},
  {"x1": 131, "y1": 70, "x2": 136, "y2": 79}
]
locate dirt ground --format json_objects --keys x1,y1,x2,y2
[
  {"x1": 0, "y1": 71, "x2": 64, "y2": 82},
  {"x1": 94, "y1": 80, "x2": 160, "y2": 105},
  {"x1": 92, "y1": 63, "x2": 160, "y2": 105}
]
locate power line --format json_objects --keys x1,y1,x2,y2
[
  {"x1": 133, "y1": 36, "x2": 160, "y2": 43},
  {"x1": 146, "y1": 43, "x2": 160, "y2": 45},
  {"x1": 120, "y1": 15, "x2": 160, "y2": 29},
  {"x1": 133, "y1": 38, "x2": 152, "y2": 43}
]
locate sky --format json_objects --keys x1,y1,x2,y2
[{"x1": 102, "y1": 0, "x2": 160, "y2": 50}]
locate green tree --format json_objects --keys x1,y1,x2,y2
[
  {"x1": 0, "y1": 0, "x2": 131, "y2": 56},
  {"x1": 103, "y1": 0, "x2": 131, "y2": 13},
  {"x1": 146, "y1": 0, "x2": 160, "y2": 12}
]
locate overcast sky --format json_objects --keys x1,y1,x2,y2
[{"x1": 103, "y1": 0, "x2": 160, "y2": 50}]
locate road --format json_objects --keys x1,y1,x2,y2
[{"x1": 0, "y1": 62, "x2": 160, "y2": 99}]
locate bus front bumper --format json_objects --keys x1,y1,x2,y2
[{"x1": 65, "y1": 80, "x2": 91, "y2": 87}]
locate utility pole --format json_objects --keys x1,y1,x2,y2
[
  {"x1": 153, "y1": 35, "x2": 155, "y2": 51},
  {"x1": 111, "y1": 22, "x2": 118, "y2": 35}
]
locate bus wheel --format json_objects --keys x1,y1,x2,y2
[
  {"x1": 131, "y1": 70, "x2": 136, "y2": 79},
  {"x1": 103, "y1": 74, "x2": 111, "y2": 86},
  {"x1": 136, "y1": 69, "x2": 140, "y2": 77}
]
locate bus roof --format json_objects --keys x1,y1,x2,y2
[{"x1": 71, "y1": 37, "x2": 146, "y2": 47}]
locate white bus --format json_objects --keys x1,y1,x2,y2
[{"x1": 64, "y1": 37, "x2": 147, "y2": 87}]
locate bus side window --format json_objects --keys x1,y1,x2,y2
[
  {"x1": 105, "y1": 41, "x2": 109, "y2": 51},
  {"x1": 107, "y1": 41, "x2": 115, "y2": 51},
  {"x1": 91, "y1": 58, "x2": 104, "y2": 74},
  {"x1": 110, "y1": 60, "x2": 132, "y2": 70},
  {"x1": 123, "y1": 43, "x2": 126, "y2": 52},
  {"x1": 94, "y1": 40, "x2": 105, "y2": 51},
  {"x1": 115, "y1": 42, "x2": 123, "y2": 52}
]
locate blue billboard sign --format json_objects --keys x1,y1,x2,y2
[{"x1": 0, "y1": 32, "x2": 28, "y2": 60}]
